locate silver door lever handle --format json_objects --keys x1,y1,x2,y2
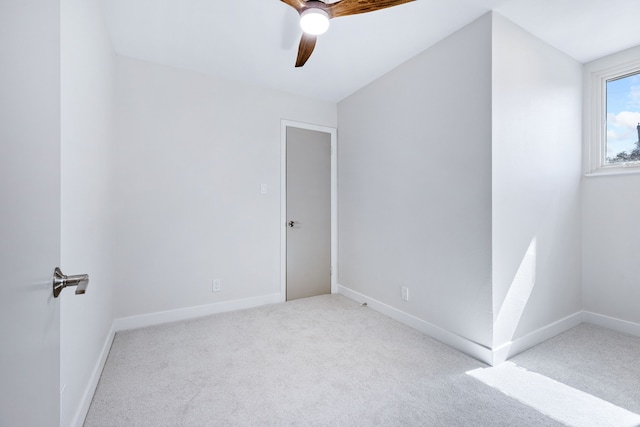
[{"x1": 52, "y1": 267, "x2": 89, "y2": 298}]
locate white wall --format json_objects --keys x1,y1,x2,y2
[
  {"x1": 60, "y1": 0, "x2": 115, "y2": 425},
  {"x1": 583, "y1": 174, "x2": 640, "y2": 325},
  {"x1": 582, "y1": 46, "x2": 640, "y2": 327},
  {"x1": 337, "y1": 15, "x2": 494, "y2": 348},
  {"x1": 491, "y1": 14, "x2": 583, "y2": 350},
  {"x1": 113, "y1": 56, "x2": 337, "y2": 318},
  {"x1": 337, "y1": 13, "x2": 583, "y2": 355}
]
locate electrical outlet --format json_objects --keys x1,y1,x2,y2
[
  {"x1": 212, "y1": 279, "x2": 221, "y2": 292},
  {"x1": 401, "y1": 286, "x2": 409, "y2": 302}
]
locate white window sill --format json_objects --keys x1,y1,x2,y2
[{"x1": 585, "y1": 165, "x2": 640, "y2": 177}]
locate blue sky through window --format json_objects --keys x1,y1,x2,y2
[{"x1": 606, "y1": 72, "x2": 640, "y2": 161}]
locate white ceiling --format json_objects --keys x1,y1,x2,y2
[{"x1": 99, "y1": 0, "x2": 640, "y2": 102}]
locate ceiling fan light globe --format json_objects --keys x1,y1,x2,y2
[{"x1": 300, "y1": 8, "x2": 330, "y2": 35}]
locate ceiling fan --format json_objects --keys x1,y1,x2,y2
[{"x1": 280, "y1": 0, "x2": 416, "y2": 67}]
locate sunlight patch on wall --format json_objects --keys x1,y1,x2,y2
[{"x1": 494, "y1": 237, "x2": 537, "y2": 348}]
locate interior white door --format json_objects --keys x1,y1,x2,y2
[
  {"x1": 286, "y1": 126, "x2": 331, "y2": 301},
  {"x1": 0, "y1": 2, "x2": 62, "y2": 426}
]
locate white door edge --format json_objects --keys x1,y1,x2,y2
[{"x1": 280, "y1": 119, "x2": 337, "y2": 302}]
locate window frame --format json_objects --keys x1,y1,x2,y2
[{"x1": 587, "y1": 57, "x2": 640, "y2": 176}]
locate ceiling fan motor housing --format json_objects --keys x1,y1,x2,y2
[{"x1": 300, "y1": 8, "x2": 330, "y2": 35}]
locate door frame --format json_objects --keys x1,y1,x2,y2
[{"x1": 280, "y1": 119, "x2": 337, "y2": 302}]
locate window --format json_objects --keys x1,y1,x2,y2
[
  {"x1": 605, "y1": 72, "x2": 640, "y2": 165},
  {"x1": 588, "y1": 57, "x2": 640, "y2": 175}
]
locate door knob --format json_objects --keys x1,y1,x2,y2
[
  {"x1": 52, "y1": 267, "x2": 89, "y2": 298},
  {"x1": 288, "y1": 220, "x2": 296, "y2": 228}
]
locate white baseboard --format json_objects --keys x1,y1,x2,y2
[
  {"x1": 583, "y1": 311, "x2": 640, "y2": 337},
  {"x1": 494, "y1": 311, "x2": 640, "y2": 364},
  {"x1": 491, "y1": 311, "x2": 584, "y2": 365},
  {"x1": 337, "y1": 284, "x2": 494, "y2": 365},
  {"x1": 71, "y1": 322, "x2": 116, "y2": 427},
  {"x1": 336, "y1": 285, "x2": 593, "y2": 367},
  {"x1": 113, "y1": 293, "x2": 282, "y2": 332}
]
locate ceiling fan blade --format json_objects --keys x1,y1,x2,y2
[
  {"x1": 328, "y1": 0, "x2": 415, "y2": 19},
  {"x1": 295, "y1": 33, "x2": 317, "y2": 67},
  {"x1": 280, "y1": 0, "x2": 306, "y2": 13}
]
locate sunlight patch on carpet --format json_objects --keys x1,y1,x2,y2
[{"x1": 467, "y1": 362, "x2": 640, "y2": 427}]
